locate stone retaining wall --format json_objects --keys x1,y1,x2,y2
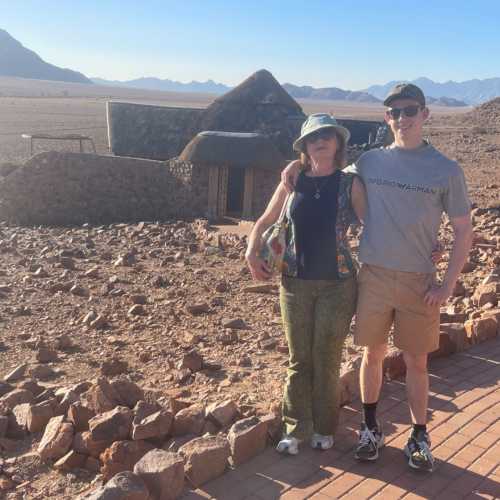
[
  {"x1": 0, "y1": 152, "x2": 208, "y2": 226},
  {"x1": 107, "y1": 102, "x2": 202, "y2": 160}
]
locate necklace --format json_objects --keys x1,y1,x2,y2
[{"x1": 311, "y1": 175, "x2": 332, "y2": 199}]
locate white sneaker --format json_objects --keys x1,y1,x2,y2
[
  {"x1": 276, "y1": 436, "x2": 300, "y2": 455},
  {"x1": 311, "y1": 433, "x2": 334, "y2": 450}
]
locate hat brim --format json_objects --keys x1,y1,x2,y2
[
  {"x1": 293, "y1": 124, "x2": 351, "y2": 153},
  {"x1": 383, "y1": 94, "x2": 426, "y2": 107}
]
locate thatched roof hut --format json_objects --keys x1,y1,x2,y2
[
  {"x1": 197, "y1": 69, "x2": 305, "y2": 157},
  {"x1": 179, "y1": 131, "x2": 285, "y2": 169},
  {"x1": 180, "y1": 131, "x2": 285, "y2": 220}
]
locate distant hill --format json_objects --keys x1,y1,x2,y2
[
  {"x1": 365, "y1": 77, "x2": 499, "y2": 105},
  {"x1": 0, "y1": 29, "x2": 91, "y2": 84},
  {"x1": 426, "y1": 96, "x2": 468, "y2": 107},
  {"x1": 283, "y1": 83, "x2": 380, "y2": 103},
  {"x1": 91, "y1": 77, "x2": 230, "y2": 94}
]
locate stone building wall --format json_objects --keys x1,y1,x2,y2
[
  {"x1": 253, "y1": 167, "x2": 282, "y2": 219},
  {"x1": 0, "y1": 152, "x2": 208, "y2": 226},
  {"x1": 107, "y1": 102, "x2": 203, "y2": 161}
]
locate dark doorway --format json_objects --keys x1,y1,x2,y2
[{"x1": 226, "y1": 168, "x2": 245, "y2": 215}]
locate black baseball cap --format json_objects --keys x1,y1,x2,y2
[{"x1": 383, "y1": 83, "x2": 426, "y2": 107}]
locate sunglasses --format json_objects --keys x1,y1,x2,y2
[
  {"x1": 306, "y1": 128, "x2": 336, "y2": 143},
  {"x1": 386, "y1": 105, "x2": 423, "y2": 120}
]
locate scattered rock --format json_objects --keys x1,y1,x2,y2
[
  {"x1": 36, "y1": 347, "x2": 58, "y2": 363},
  {"x1": 38, "y1": 415, "x2": 74, "y2": 461},
  {"x1": 206, "y1": 400, "x2": 238, "y2": 427},
  {"x1": 171, "y1": 404, "x2": 205, "y2": 436},
  {"x1": 186, "y1": 303, "x2": 210, "y2": 315},
  {"x1": 100, "y1": 439, "x2": 155, "y2": 480},
  {"x1": 54, "y1": 449, "x2": 87, "y2": 471},
  {"x1": 134, "y1": 449, "x2": 184, "y2": 500},
  {"x1": 68, "y1": 402, "x2": 96, "y2": 432},
  {"x1": 179, "y1": 435, "x2": 230, "y2": 487},
  {"x1": 222, "y1": 318, "x2": 248, "y2": 329},
  {"x1": 128, "y1": 305, "x2": 146, "y2": 316},
  {"x1": 0, "y1": 388, "x2": 34, "y2": 410},
  {"x1": 80, "y1": 471, "x2": 150, "y2": 500},
  {"x1": 227, "y1": 416, "x2": 268, "y2": 466},
  {"x1": 132, "y1": 409, "x2": 173, "y2": 441},
  {"x1": 177, "y1": 351, "x2": 203, "y2": 372},
  {"x1": 101, "y1": 357, "x2": 129, "y2": 376},
  {"x1": 4, "y1": 363, "x2": 28, "y2": 382},
  {"x1": 383, "y1": 349, "x2": 406, "y2": 380},
  {"x1": 89, "y1": 406, "x2": 134, "y2": 442}
]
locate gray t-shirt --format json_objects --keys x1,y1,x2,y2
[{"x1": 346, "y1": 143, "x2": 471, "y2": 273}]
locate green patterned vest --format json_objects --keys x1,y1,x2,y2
[{"x1": 282, "y1": 171, "x2": 359, "y2": 279}]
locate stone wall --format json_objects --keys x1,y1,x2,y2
[
  {"x1": 107, "y1": 102, "x2": 203, "y2": 161},
  {"x1": 0, "y1": 152, "x2": 208, "y2": 226},
  {"x1": 253, "y1": 167, "x2": 281, "y2": 218}
]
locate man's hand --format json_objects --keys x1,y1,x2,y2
[
  {"x1": 281, "y1": 160, "x2": 302, "y2": 193},
  {"x1": 245, "y1": 252, "x2": 272, "y2": 281},
  {"x1": 424, "y1": 283, "x2": 453, "y2": 307}
]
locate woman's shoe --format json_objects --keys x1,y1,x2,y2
[
  {"x1": 311, "y1": 433, "x2": 334, "y2": 450},
  {"x1": 276, "y1": 436, "x2": 300, "y2": 455}
]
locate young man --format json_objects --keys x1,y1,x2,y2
[{"x1": 281, "y1": 83, "x2": 473, "y2": 471}]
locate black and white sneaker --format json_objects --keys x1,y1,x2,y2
[
  {"x1": 354, "y1": 423, "x2": 385, "y2": 461},
  {"x1": 404, "y1": 430, "x2": 435, "y2": 472}
]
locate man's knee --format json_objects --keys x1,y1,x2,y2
[
  {"x1": 362, "y1": 344, "x2": 388, "y2": 366},
  {"x1": 403, "y1": 352, "x2": 428, "y2": 374}
]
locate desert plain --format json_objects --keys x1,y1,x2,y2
[{"x1": 0, "y1": 77, "x2": 499, "y2": 499}]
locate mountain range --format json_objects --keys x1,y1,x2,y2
[
  {"x1": 365, "y1": 77, "x2": 500, "y2": 106},
  {"x1": 1, "y1": 28, "x2": 499, "y2": 106},
  {"x1": 0, "y1": 28, "x2": 91, "y2": 84},
  {"x1": 91, "y1": 76, "x2": 228, "y2": 94}
]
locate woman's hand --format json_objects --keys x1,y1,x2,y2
[
  {"x1": 281, "y1": 160, "x2": 302, "y2": 193},
  {"x1": 245, "y1": 252, "x2": 272, "y2": 281}
]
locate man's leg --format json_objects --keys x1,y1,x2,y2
[
  {"x1": 360, "y1": 343, "x2": 388, "y2": 407},
  {"x1": 403, "y1": 351, "x2": 429, "y2": 425},
  {"x1": 353, "y1": 264, "x2": 394, "y2": 461},
  {"x1": 394, "y1": 270, "x2": 439, "y2": 472}
]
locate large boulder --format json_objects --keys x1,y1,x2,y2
[
  {"x1": 134, "y1": 449, "x2": 184, "y2": 500},
  {"x1": 132, "y1": 409, "x2": 173, "y2": 441},
  {"x1": 227, "y1": 416, "x2": 268, "y2": 466},
  {"x1": 100, "y1": 440, "x2": 155, "y2": 480},
  {"x1": 38, "y1": 415, "x2": 74, "y2": 461},
  {"x1": 89, "y1": 406, "x2": 133, "y2": 442},
  {"x1": 78, "y1": 471, "x2": 150, "y2": 500},
  {"x1": 179, "y1": 435, "x2": 230, "y2": 487}
]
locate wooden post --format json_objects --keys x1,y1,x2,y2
[
  {"x1": 217, "y1": 166, "x2": 229, "y2": 217},
  {"x1": 242, "y1": 167, "x2": 254, "y2": 219},
  {"x1": 207, "y1": 166, "x2": 219, "y2": 218}
]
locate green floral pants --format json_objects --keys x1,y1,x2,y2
[{"x1": 280, "y1": 275, "x2": 357, "y2": 439}]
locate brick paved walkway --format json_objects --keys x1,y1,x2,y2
[{"x1": 183, "y1": 338, "x2": 500, "y2": 499}]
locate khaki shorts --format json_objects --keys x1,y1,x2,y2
[{"x1": 354, "y1": 264, "x2": 440, "y2": 354}]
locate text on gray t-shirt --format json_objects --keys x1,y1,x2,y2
[{"x1": 346, "y1": 143, "x2": 471, "y2": 273}]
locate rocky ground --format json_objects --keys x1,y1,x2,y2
[
  {"x1": 0, "y1": 209, "x2": 498, "y2": 498},
  {"x1": 0, "y1": 101, "x2": 499, "y2": 499}
]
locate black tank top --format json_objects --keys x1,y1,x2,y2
[{"x1": 290, "y1": 170, "x2": 340, "y2": 280}]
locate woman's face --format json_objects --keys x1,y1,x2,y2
[{"x1": 305, "y1": 128, "x2": 338, "y2": 162}]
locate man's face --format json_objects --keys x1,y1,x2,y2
[{"x1": 384, "y1": 98, "x2": 429, "y2": 143}]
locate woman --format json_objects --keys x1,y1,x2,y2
[{"x1": 245, "y1": 114, "x2": 366, "y2": 455}]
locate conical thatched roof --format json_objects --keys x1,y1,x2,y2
[
  {"x1": 197, "y1": 69, "x2": 305, "y2": 157},
  {"x1": 208, "y1": 69, "x2": 303, "y2": 111},
  {"x1": 179, "y1": 131, "x2": 285, "y2": 169}
]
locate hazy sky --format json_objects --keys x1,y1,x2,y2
[{"x1": 2, "y1": 0, "x2": 500, "y2": 90}]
